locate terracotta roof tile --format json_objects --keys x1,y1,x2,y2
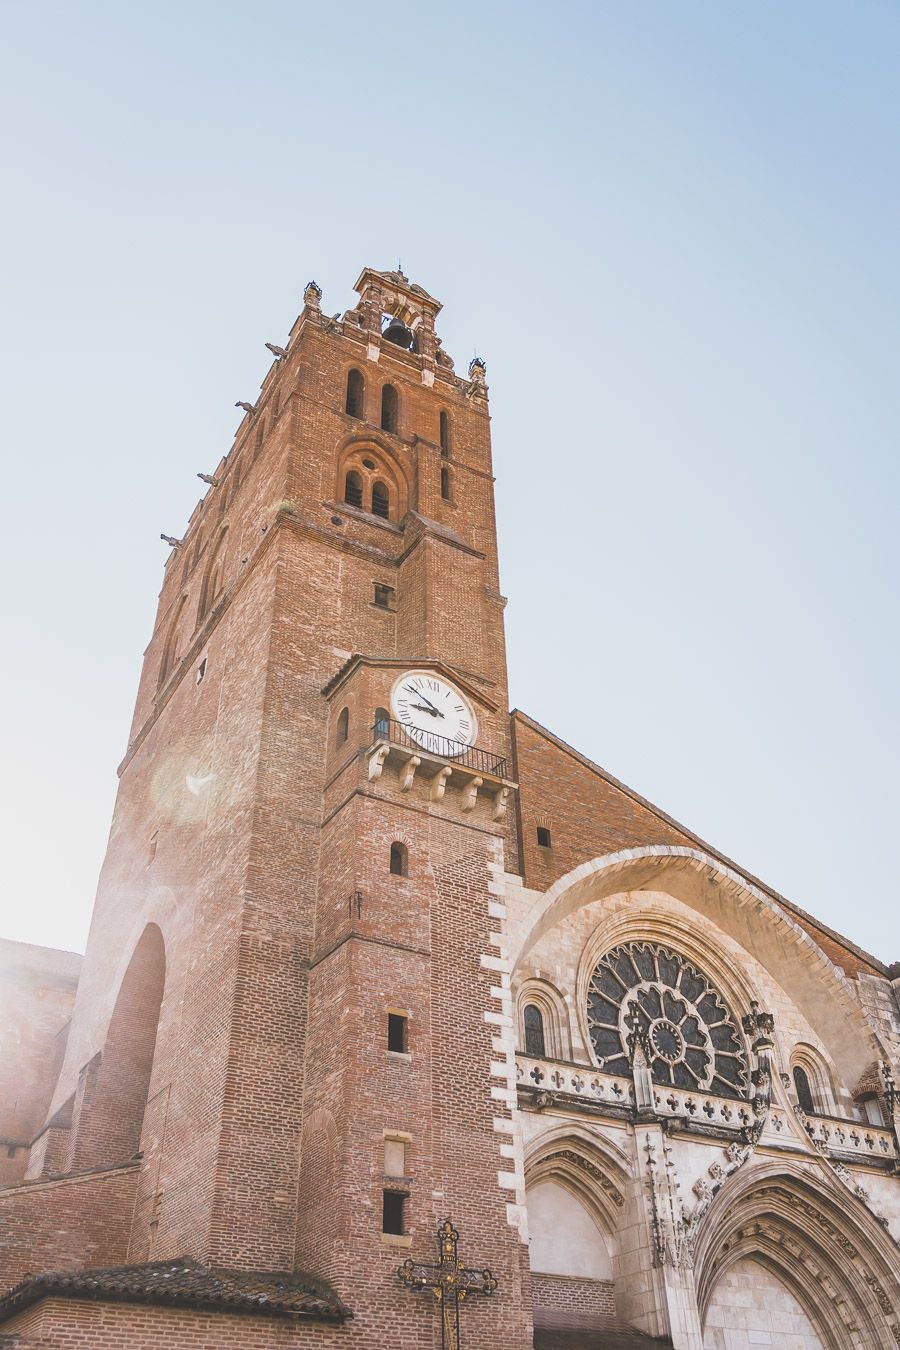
[{"x1": 0, "y1": 1257, "x2": 351, "y2": 1324}]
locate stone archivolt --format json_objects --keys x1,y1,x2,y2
[{"x1": 692, "y1": 1168, "x2": 900, "y2": 1348}]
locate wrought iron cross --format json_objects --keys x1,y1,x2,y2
[{"x1": 398, "y1": 1218, "x2": 498, "y2": 1349}]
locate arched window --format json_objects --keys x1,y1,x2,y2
[
  {"x1": 389, "y1": 842, "x2": 408, "y2": 877},
  {"x1": 371, "y1": 481, "x2": 390, "y2": 519},
  {"x1": 439, "y1": 410, "x2": 450, "y2": 456},
  {"x1": 198, "y1": 527, "x2": 228, "y2": 624},
  {"x1": 381, "y1": 384, "x2": 398, "y2": 433},
  {"x1": 346, "y1": 368, "x2": 364, "y2": 418},
  {"x1": 344, "y1": 470, "x2": 363, "y2": 509},
  {"x1": 158, "y1": 594, "x2": 187, "y2": 689},
  {"x1": 523, "y1": 1004, "x2": 546, "y2": 1058},
  {"x1": 793, "y1": 1065, "x2": 815, "y2": 1114},
  {"x1": 440, "y1": 466, "x2": 451, "y2": 501},
  {"x1": 337, "y1": 707, "x2": 349, "y2": 744},
  {"x1": 375, "y1": 706, "x2": 390, "y2": 737}
]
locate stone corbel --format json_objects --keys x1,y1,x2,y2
[
  {"x1": 461, "y1": 776, "x2": 483, "y2": 812},
  {"x1": 399, "y1": 755, "x2": 421, "y2": 792},
  {"x1": 431, "y1": 766, "x2": 452, "y2": 801},
  {"x1": 367, "y1": 745, "x2": 389, "y2": 782},
  {"x1": 492, "y1": 786, "x2": 510, "y2": 821}
]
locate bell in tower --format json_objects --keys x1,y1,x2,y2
[{"x1": 381, "y1": 313, "x2": 416, "y2": 349}]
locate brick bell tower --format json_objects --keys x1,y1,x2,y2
[{"x1": 10, "y1": 268, "x2": 531, "y2": 1346}]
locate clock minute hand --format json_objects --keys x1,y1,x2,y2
[{"x1": 405, "y1": 685, "x2": 444, "y2": 717}]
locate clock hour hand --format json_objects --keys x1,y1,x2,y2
[
  {"x1": 404, "y1": 685, "x2": 445, "y2": 717},
  {"x1": 410, "y1": 702, "x2": 441, "y2": 718}
]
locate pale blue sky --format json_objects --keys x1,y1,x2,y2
[{"x1": 1, "y1": 2, "x2": 897, "y2": 960}]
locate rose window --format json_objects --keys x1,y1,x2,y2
[{"x1": 586, "y1": 942, "x2": 748, "y2": 1098}]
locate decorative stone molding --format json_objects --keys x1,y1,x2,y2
[
  {"x1": 399, "y1": 754, "x2": 420, "y2": 792},
  {"x1": 367, "y1": 744, "x2": 389, "y2": 782}
]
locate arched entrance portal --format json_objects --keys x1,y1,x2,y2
[{"x1": 695, "y1": 1165, "x2": 900, "y2": 1349}]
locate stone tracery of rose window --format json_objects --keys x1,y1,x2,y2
[{"x1": 586, "y1": 942, "x2": 749, "y2": 1099}]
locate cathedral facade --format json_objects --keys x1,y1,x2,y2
[{"x1": 1, "y1": 267, "x2": 898, "y2": 1350}]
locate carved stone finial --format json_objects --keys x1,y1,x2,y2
[
  {"x1": 304, "y1": 280, "x2": 322, "y2": 309},
  {"x1": 742, "y1": 1000, "x2": 775, "y2": 1050}
]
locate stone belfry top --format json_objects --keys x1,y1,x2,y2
[
  {"x1": 353, "y1": 266, "x2": 443, "y2": 316},
  {"x1": 343, "y1": 266, "x2": 452, "y2": 372}
]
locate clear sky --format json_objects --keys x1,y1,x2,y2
[{"x1": 1, "y1": 2, "x2": 897, "y2": 961}]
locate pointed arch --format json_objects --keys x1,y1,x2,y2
[
  {"x1": 512, "y1": 846, "x2": 879, "y2": 1090},
  {"x1": 694, "y1": 1162, "x2": 900, "y2": 1349},
  {"x1": 336, "y1": 437, "x2": 409, "y2": 521},
  {"x1": 70, "y1": 924, "x2": 166, "y2": 1170},
  {"x1": 524, "y1": 1124, "x2": 631, "y2": 1243},
  {"x1": 197, "y1": 524, "x2": 228, "y2": 624},
  {"x1": 158, "y1": 593, "x2": 188, "y2": 689}
]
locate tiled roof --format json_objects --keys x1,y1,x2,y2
[{"x1": 0, "y1": 1258, "x2": 351, "y2": 1324}]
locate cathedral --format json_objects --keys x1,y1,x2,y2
[{"x1": 2, "y1": 266, "x2": 899, "y2": 1350}]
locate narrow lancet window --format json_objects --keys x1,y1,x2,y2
[
  {"x1": 524, "y1": 1004, "x2": 546, "y2": 1058},
  {"x1": 793, "y1": 1065, "x2": 815, "y2": 1114},
  {"x1": 346, "y1": 368, "x2": 364, "y2": 417},
  {"x1": 381, "y1": 384, "x2": 398, "y2": 433},
  {"x1": 344, "y1": 470, "x2": 363, "y2": 509}
]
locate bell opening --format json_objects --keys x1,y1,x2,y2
[{"x1": 382, "y1": 313, "x2": 416, "y2": 351}]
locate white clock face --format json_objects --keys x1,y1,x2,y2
[{"x1": 390, "y1": 670, "x2": 477, "y2": 757}]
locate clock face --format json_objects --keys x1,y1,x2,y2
[{"x1": 390, "y1": 670, "x2": 477, "y2": 757}]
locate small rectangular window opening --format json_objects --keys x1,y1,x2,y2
[
  {"x1": 374, "y1": 584, "x2": 394, "y2": 610},
  {"x1": 196, "y1": 657, "x2": 208, "y2": 684},
  {"x1": 382, "y1": 1190, "x2": 406, "y2": 1235},
  {"x1": 536, "y1": 826, "x2": 552, "y2": 848},
  {"x1": 387, "y1": 1013, "x2": 408, "y2": 1053}
]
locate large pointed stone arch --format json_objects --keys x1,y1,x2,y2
[
  {"x1": 523, "y1": 1122, "x2": 632, "y2": 1242},
  {"x1": 69, "y1": 923, "x2": 166, "y2": 1170},
  {"x1": 693, "y1": 1160, "x2": 900, "y2": 1349},
  {"x1": 509, "y1": 846, "x2": 878, "y2": 1088}
]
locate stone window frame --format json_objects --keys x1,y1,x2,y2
[{"x1": 517, "y1": 977, "x2": 572, "y2": 1061}]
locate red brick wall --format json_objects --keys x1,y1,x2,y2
[
  {"x1": 2, "y1": 275, "x2": 533, "y2": 1344},
  {"x1": 0, "y1": 1163, "x2": 138, "y2": 1289},
  {"x1": 5, "y1": 1299, "x2": 347, "y2": 1348},
  {"x1": 511, "y1": 712, "x2": 881, "y2": 979},
  {"x1": 532, "y1": 1272, "x2": 616, "y2": 1318}
]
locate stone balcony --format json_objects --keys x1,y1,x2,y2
[
  {"x1": 515, "y1": 1053, "x2": 898, "y2": 1164},
  {"x1": 365, "y1": 718, "x2": 515, "y2": 819}
]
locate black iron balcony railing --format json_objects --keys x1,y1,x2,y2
[{"x1": 372, "y1": 718, "x2": 508, "y2": 779}]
